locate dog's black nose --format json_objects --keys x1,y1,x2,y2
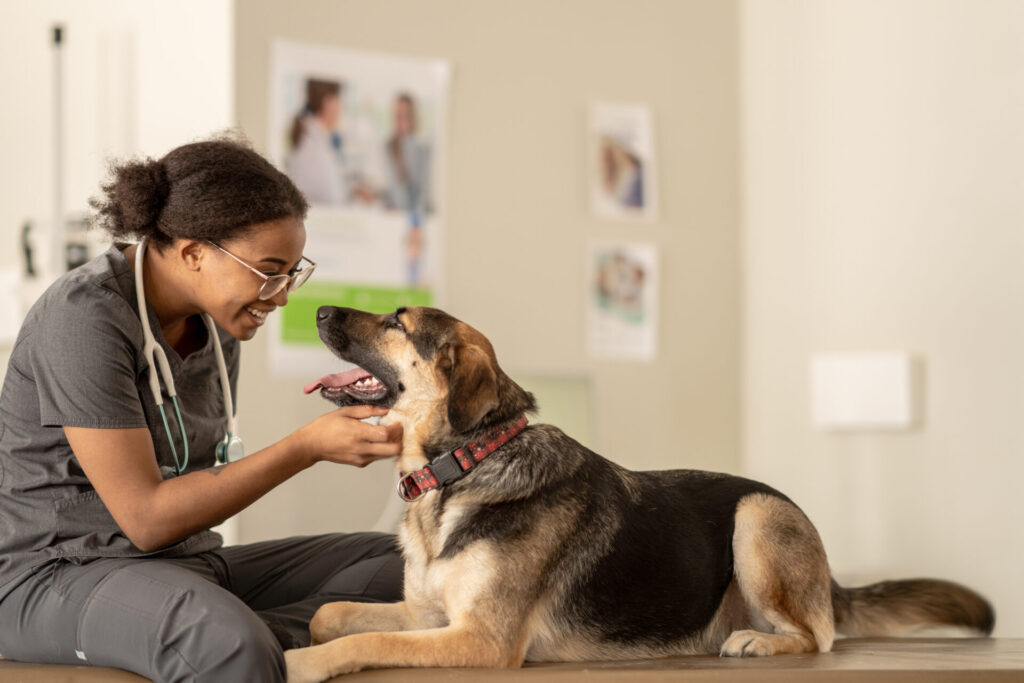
[
  {"x1": 317, "y1": 306, "x2": 341, "y2": 323},
  {"x1": 315, "y1": 306, "x2": 351, "y2": 351}
]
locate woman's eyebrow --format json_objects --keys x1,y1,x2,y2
[{"x1": 260, "y1": 256, "x2": 306, "y2": 275}]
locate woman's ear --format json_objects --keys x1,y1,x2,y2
[
  {"x1": 445, "y1": 343, "x2": 499, "y2": 434},
  {"x1": 179, "y1": 240, "x2": 206, "y2": 272}
]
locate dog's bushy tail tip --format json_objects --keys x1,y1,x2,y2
[{"x1": 832, "y1": 578, "x2": 994, "y2": 637}]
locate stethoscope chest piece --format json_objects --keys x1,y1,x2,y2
[{"x1": 217, "y1": 434, "x2": 245, "y2": 464}]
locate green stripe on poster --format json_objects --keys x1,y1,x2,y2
[{"x1": 280, "y1": 283, "x2": 434, "y2": 344}]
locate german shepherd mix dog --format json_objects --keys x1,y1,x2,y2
[{"x1": 285, "y1": 306, "x2": 994, "y2": 682}]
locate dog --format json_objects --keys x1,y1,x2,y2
[{"x1": 285, "y1": 306, "x2": 994, "y2": 682}]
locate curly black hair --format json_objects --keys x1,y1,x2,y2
[{"x1": 90, "y1": 132, "x2": 309, "y2": 249}]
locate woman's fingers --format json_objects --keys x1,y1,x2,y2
[
  {"x1": 336, "y1": 404, "x2": 391, "y2": 420},
  {"x1": 360, "y1": 421, "x2": 403, "y2": 445},
  {"x1": 366, "y1": 439, "x2": 403, "y2": 457},
  {"x1": 348, "y1": 438, "x2": 402, "y2": 467}
]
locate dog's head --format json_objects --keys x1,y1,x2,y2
[{"x1": 305, "y1": 306, "x2": 536, "y2": 446}]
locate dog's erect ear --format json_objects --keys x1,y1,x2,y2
[{"x1": 445, "y1": 342, "x2": 499, "y2": 433}]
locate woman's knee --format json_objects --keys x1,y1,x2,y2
[
  {"x1": 86, "y1": 566, "x2": 285, "y2": 682},
  {"x1": 183, "y1": 612, "x2": 286, "y2": 683}
]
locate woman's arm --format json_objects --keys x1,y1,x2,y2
[{"x1": 63, "y1": 405, "x2": 402, "y2": 553}]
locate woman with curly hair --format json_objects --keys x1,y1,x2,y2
[{"x1": 0, "y1": 136, "x2": 404, "y2": 682}]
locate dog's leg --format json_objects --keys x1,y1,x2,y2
[
  {"x1": 286, "y1": 623, "x2": 522, "y2": 683},
  {"x1": 721, "y1": 493, "x2": 835, "y2": 657},
  {"x1": 309, "y1": 601, "x2": 422, "y2": 644}
]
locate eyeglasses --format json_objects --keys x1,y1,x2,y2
[{"x1": 208, "y1": 241, "x2": 317, "y2": 301}]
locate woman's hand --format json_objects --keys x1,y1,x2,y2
[{"x1": 293, "y1": 405, "x2": 403, "y2": 468}]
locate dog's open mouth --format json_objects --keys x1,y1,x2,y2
[{"x1": 303, "y1": 367, "x2": 388, "y2": 401}]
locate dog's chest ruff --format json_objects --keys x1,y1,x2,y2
[{"x1": 397, "y1": 415, "x2": 528, "y2": 501}]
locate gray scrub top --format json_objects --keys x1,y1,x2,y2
[{"x1": 0, "y1": 245, "x2": 238, "y2": 598}]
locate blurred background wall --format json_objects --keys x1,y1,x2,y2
[
  {"x1": 0, "y1": 0, "x2": 233, "y2": 271},
  {"x1": 1, "y1": 0, "x2": 1021, "y2": 637},
  {"x1": 741, "y1": 0, "x2": 1024, "y2": 637}
]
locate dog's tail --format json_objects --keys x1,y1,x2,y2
[{"x1": 832, "y1": 578, "x2": 994, "y2": 637}]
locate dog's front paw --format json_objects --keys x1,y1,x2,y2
[
  {"x1": 720, "y1": 629, "x2": 776, "y2": 657},
  {"x1": 309, "y1": 602, "x2": 349, "y2": 645},
  {"x1": 286, "y1": 643, "x2": 361, "y2": 682},
  {"x1": 285, "y1": 647, "x2": 328, "y2": 683}
]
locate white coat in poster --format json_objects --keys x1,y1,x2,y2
[{"x1": 266, "y1": 40, "x2": 451, "y2": 377}]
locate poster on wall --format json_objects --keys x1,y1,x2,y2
[
  {"x1": 587, "y1": 242, "x2": 659, "y2": 361},
  {"x1": 267, "y1": 39, "x2": 451, "y2": 376},
  {"x1": 588, "y1": 102, "x2": 658, "y2": 222}
]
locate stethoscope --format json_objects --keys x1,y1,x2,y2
[{"x1": 134, "y1": 238, "x2": 244, "y2": 475}]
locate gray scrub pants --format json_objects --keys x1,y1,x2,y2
[{"x1": 0, "y1": 532, "x2": 403, "y2": 682}]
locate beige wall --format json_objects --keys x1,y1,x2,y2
[
  {"x1": 233, "y1": 0, "x2": 741, "y2": 539},
  {"x1": 742, "y1": 0, "x2": 1024, "y2": 635}
]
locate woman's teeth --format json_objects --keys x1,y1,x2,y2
[{"x1": 246, "y1": 307, "x2": 269, "y2": 324}]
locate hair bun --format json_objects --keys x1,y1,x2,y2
[
  {"x1": 146, "y1": 161, "x2": 171, "y2": 207},
  {"x1": 91, "y1": 157, "x2": 171, "y2": 241}
]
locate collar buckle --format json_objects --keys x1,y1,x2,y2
[
  {"x1": 428, "y1": 450, "x2": 465, "y2": 486},
  {"x1": 397, "y1": 472, "x2": 422, "y2": 502}
]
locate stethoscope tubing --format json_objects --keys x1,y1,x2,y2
[{"x1": 134, "y1": 238, "x2": 240, "y2": 475}]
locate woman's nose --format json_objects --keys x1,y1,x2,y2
[{"x1": 269, "y1": 288, "x2": 289, "y2": 308}]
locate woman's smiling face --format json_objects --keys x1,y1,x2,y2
[{"x1": 201, "y1": 216, "x2": 308, "y2": 341}]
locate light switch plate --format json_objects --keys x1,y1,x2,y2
[{"x1": 810, "y1": 352, "x2": 918, "y2": 431}]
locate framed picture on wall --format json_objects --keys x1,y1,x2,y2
[
  {"x1": 587, "y1": 241, "x2": 659, "y2": 361},
  {"x1": 266, "y1": 40, "x2": 451, "y2": 377},
  {"x1": 588, "y1": 103, "x2": 658, "y2": 222}
]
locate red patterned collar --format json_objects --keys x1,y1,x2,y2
[{"x1": 397, "y1": 415, "x2": 529, "y2": 502}]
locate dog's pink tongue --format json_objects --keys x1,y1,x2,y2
[{"x1": 303, "y1": 367, "x2": 371, "y2": 394}]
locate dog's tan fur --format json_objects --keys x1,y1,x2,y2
[
  {"x1": 723, "y1": 494, "x2": 834, "y2": 656},
  {"x1": 285, "y1": 307, "x2": 994, "y2": 682}
]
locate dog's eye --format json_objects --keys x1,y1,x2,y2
[{"x1": 386, "y1": 315, "x2": 406, "y2": 332}]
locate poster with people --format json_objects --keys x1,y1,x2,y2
[
  {"x1": 589, "y1": 103, "x2": 658, "y2": 222},
  {"x1": 587, "y1": 242, "x2": 659, "y2": 361},
  {"x1": 267, "y1": 40, "x2": 450, "y2": 376}
]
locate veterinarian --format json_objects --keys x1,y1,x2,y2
[{"x1": 0, "y1": 136, "x2": 405, "y2": 682}]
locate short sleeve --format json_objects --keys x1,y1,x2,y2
[{"x1": 29, "y1": 286, "x2": 148, "y2": 429}]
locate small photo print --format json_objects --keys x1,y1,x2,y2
[
  {"x1": 589, "y1": 103, "x2": 658, "y2": 221},
  {"x1": 587, "y1": 242, "x2": 659, "y2": 361}
]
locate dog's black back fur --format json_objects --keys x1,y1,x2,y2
[
  {"x1": 567, "y1": 467, "x2": 789, "y2": 644},
  {"x1": 432, "y1": 423, "x2": 791, "y2": 646}
]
